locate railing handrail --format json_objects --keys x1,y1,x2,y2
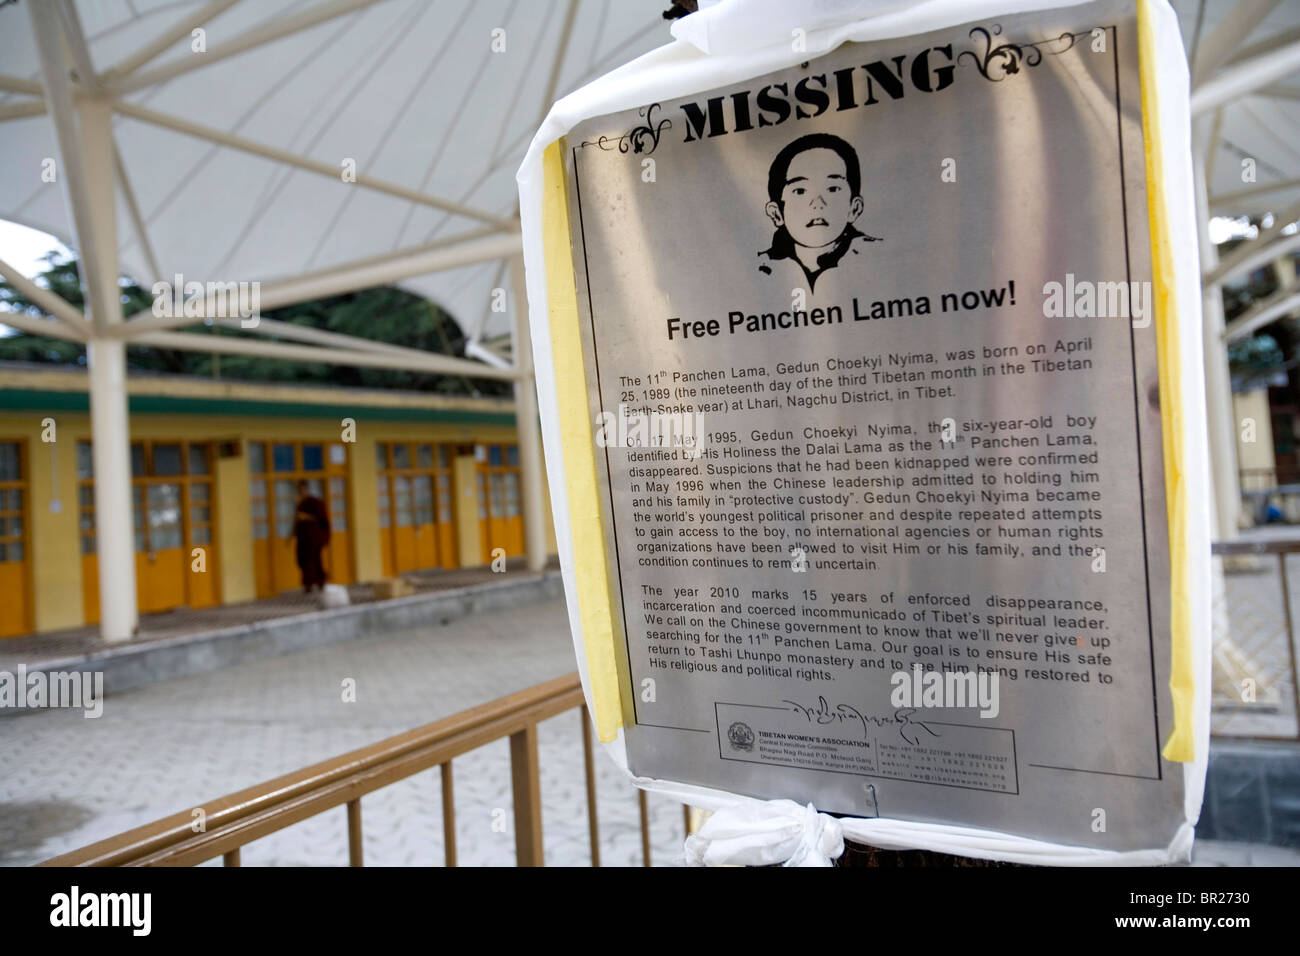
[
  {"x1": 1213, "y1": 536, "x2": 1300, "y2": 556},
  {"x1": 1240, "y1": 484, "x2": 1300, "y2": 499},
  {"x1": 43, "y1": 672, "x2": 585, "y2": 867}
]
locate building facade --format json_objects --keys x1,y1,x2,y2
[{"x1": 0, "y1": 365, "x2": 556, "y2": 639}]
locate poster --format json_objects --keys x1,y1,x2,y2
[{"x1": 527, "y1": 0, "x2": 1207, "y2": 859}]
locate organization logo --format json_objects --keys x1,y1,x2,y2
[{"x1": 727, "y1": 721, "x2": 755, "y2": 752}]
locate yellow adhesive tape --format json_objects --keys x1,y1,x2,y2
[
  {"x1": 1139, "y1": 0, "x2": 1194, "y2": 763},
  {"x1": 541, "y1": 140, "x2": 627, "y2": 743}
]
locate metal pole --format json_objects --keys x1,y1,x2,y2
[
  {"x1": 31, "y1": 4, "x2": 139, "y2": 642},
  {"x1": 512, "y1": 253, "x2": 549, "y2": 572},
  {"x1": 1191, "y1": 38, "x2": 1300, "y2": 117},
  {"x1": 82, "y1": 100, "x2": 139, "y2": 644},
  {"x1": 87, "y1": 338, "x2": 138, "y2": 641},
  {"x1": 1276, "y1": 553, "x2": 1300, "y2": 737},
  {"x1": 1193, "y1": 123, "x2": 1241, "y2": 539}
]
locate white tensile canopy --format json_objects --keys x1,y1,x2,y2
[
  {"x1": 0, "y1": 0, "x2": 669, "y2": 346},
  {"x1": 0, "y1": 0, "x2": 668, "y2": 640},
  {"x1": 0, "y1": 0, "x2": 1297, "y2": 642}
]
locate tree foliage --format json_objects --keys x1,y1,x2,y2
[{"x1": 0, "y1": 252, "x2": 508, "y2": 397}]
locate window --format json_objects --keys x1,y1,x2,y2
[
  {"x1": 0, "y1": 442, "x2": 19, "y2": 482},
  {"x1": 78, "y1": 440, "x2": 215, "y2": 557},
  {"x1": 153, "y1": 443, "x2": 183, "y2": 477},
  {"x1": 76, "y1": 442, "x2": 94, "y2": 481},
  {"x1": 0, "y1": 442, "x2": 25, "y2": 563},
  {"x1": 375, "y1": 441, "x2": 458, "y2": 570},
  {"x1": 189, "y1": 444, "x2": 210, "y2": 476},
  {"x1": 248, "y1": 441, "x2": 345, "y2": 541}
]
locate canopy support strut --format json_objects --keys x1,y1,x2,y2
[
  {"x1": 31, "y1": 1, "x2": 139, "y2": 642},
  {"x1": 512, "y1": 254, "x2": 548, "y2": 573}
]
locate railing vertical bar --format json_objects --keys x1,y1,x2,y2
[
  {"x1": 1278, "y1": 552, "x2": 1300, "y2": 740},
  {"x1": 440, "y1": 760, "x2": 457, "y2": 867},
  {"x1": 347, "y1": 798, "x2": 363, "y2": 867},
  {"x1": 510, "y1": 724, "x2": 544, "y2": 866},
  {"x1": 639, "y1": 789, "x2": 651, "y2": 867},
  {"x1": 683, "y1": 803, "x2": 691, "y2": 838},
  {"x1": 223, "y1": 847, "x2": 240, "y2": 867},
  {"x1": 580, "y1": 705, "x2": 600, "y2": 867}
]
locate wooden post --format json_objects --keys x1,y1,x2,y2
[
  {"x1": 638, "y1": 789, "x2": 651, "y2": 867},
  {"x1": 441, "y1": 761, "x2": 457, "y2": 867},
  {"x1": 347, "y1": 799, "x2": 363, "y2": 866},
  {"x1": 510, "y1": 725, "x2": 543, "y2": 866}
]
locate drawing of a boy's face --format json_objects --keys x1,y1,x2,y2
[{"x1": 765, "y1": 147, "x2": 864, "y2": 249}]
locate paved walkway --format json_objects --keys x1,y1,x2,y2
[
  {"x1": 3, "y1": 592, "x2": 1296, "y2": 867},
  {"x1": 0, "y1": 559, "x2": 556, "y2": 670},
  {"x1": 0, "y1": 597, "x2": 687, "y2": 867},
  {"x1": 1214, "y1": 540, "x2": 1300, "y2": 738}
]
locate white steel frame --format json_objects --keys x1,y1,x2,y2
[
  {"x1": 6, "y1": 0, "x2": 1300, "y2": 640},
  {"x1": 10, "y1": 0, "x2": 580, "y2": 639}
]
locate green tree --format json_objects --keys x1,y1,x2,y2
[{"x1": 0, "y1": 252, "x2": 507, "y2": 396}]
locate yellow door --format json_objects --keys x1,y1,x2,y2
[
  {"x1": 138, "y1": 482, "x2": 187, "y2": 613},
  {"x1": 186, "y1": 473, "x2": 218, "y2": 609},
  {"x1": 77, "y1": 447, "x2": 99, "y2": 625},
  {"x1": 78, "y1": 440, "x2": 217, "y2": 617},
  {"x1": 379, "y1": 442, "x2": 455, "y2": 573},
  {"x1": 251, "y1": 477, "x2": 274, "y2": 598},
  {"x1": 272, "y1": 477, "x2": 301, "y2": 592},
  {"x1": 488, "y1": 472, "x2": 508, "y2": 560},
  {"x1": 252, "y1": 443, "x2": 352, "y2": 594},
  {"x1": 436, "y1": 465, "x2": 457, "y2": 570},
  {"x1": 503, "y1": 470, "x2": 524, "y2": 557},
  {"x1": 325, "y1": 473, "x2": 352, "y2": 585},
  {"x1": 413, "y1": 474, "x2": 438, "y2": 569},
  {"x1": 477, "y1": 471, "x2": 490, "y2": 564},
  {"x1": 0, "y1": 441, "x2": 31, "y2": 638},
  {"x1": 81, "y1": 554, "x2": 99, "y2": 626},
  {"x1": 377, "y1": 473, "x2": 395, "y2": 578},
  {"x1": 391, "y1": 473, "x2": 417, "y2": 572}
]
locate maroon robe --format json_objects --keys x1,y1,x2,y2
[{"x1": 294, "y1": 494, "x2": 331, "y2": 590}]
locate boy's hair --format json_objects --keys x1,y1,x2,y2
[{"x1": 766, "y1": 133, "x2": 861, "y2": 204}]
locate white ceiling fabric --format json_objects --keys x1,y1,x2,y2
[
  {"x1": 0, "y1": 0, "x2": 670, "y2": 341},
  {"x1": 1170, "y1": 0, "x2": 1300, "y2": 220},
  {"x1": 0, "y1": 0, "x2": 1297, "y2": 351}
]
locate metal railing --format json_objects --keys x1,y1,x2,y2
[
  {"x1": 1212, "y1": 536, "x2": 1300, "y2": 741},
  {"x1": 1239, "y1": 467, "x2": 1279, "y2": 493},
  {"x1": 42, "y1": 672, "x2": 688, "y2": 867},
  {"x1": 46, "y1": 534, "x2": 1298, "y2": 868}
]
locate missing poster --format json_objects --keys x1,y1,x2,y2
[{"x1": 559, "y1": 0, "x2": 1185, "y2": 851}]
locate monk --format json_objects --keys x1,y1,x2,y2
[{"x1": 293, "y1": 479, "x2": 331, "y2": 592}]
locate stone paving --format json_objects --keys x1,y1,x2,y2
[
  {"x1": 0, "y1": 559, "x2": 554, "y2": 671},
  {"x1": 1214, "y1": 548, "x2": 1300, "y2": 738},
  {"x1": 0, "y1": 598, "x2": 688, "y2": 867},
  {"x1": 2, "y1": 590, "x2": 1298, "y2": 867}
]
